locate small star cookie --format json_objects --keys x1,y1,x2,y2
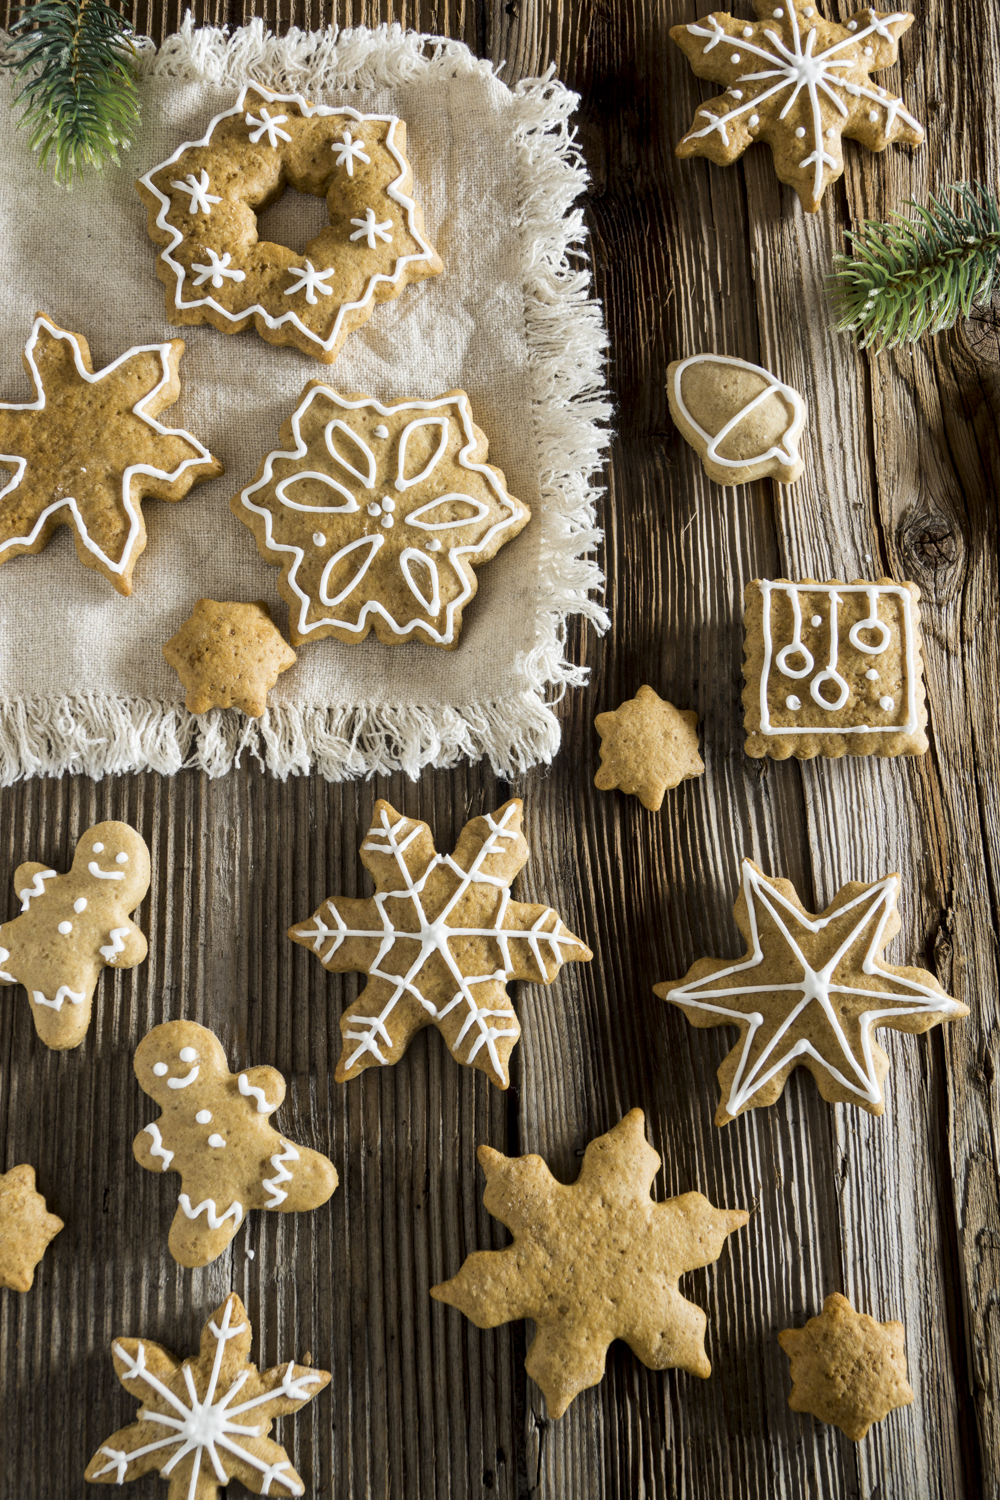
[
  {"x1": 671, "y1": 2, "x2": 924, "y2": 213},
  {"x1": 0, "y1": 1164, "x2": 63, "y2": 1291},
  {"x1": 163, "y1": 599, "x2": 297, "y2": 716},
  {"x1": 594, "y1": 685, "x2": 705, "y2": 810},
  {"x1": 431, "y1": 1109, "x2": 749, "y2": 1417},
  {"x1": 654, "y1": 859, "x2": 968, "y2": 1125},
  {"x1": 779, "y1": 1292, "x2": 914, "y2": 1440},
  {"x1": 0, "y1": 314, "x2": 222, "y2": 594},
  {"x1": 85, "y1": 1292, "x2": 331, "y2": 1497}
]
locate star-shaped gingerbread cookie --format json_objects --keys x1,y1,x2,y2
[
  {"x1": 671, "y1": 2, "x2": 924, "y2": 213},
  {"x1": 431, "y1": 1110, "x2": 749, "y2": 1416},
  {"x1": 654, "y1": 859, "x2": 968, "y2": 1125},
  {"x1": 0, "y1": 314, "x2": 222, "y2": 594},
  {"x1": 85, "y1": 1292, "x2": 330, "y2": 1498},
  {"x1": 779, "y1": 1292, "x2": 914, "y2": 1440},
  {"x1": 594, "y1": 685, "x2": 705, "y2": 810},
  {"x1": 0, "y1": 1164, "x2": 63, "y2": 1291},
  {"x1": 163, "y1": 599, "x2": 297, "y2": 716},
  {"x1": 290, "y1": 798, "x2": 591, "y2": 1088}
]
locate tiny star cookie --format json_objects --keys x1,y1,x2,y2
[
  {"x1": 779, "y1": 1292, "x2": 914, "y2": 1440},
  {"x1": 0, "y1": 314, "x2": 222, "y2": 595},
  {"x1": 290, "y1": 799, "x2": 592, "y2": 1089},
  {"x1": 133, "y1": 1020, "x2": 338, "y2": 1268},
  {"x1": 163, "y1": 599, "x2": 297, "y2": 716},
  {"x1": 594, "y1": 685, "x2": 705, "y2": 810},
  {"x1": 85, "y1": 1292, "x2": 331, "y2": 1498},
  {"x1": 137, "y1": 82, "x2": 442, "y2": 364},
  {"x1": 0, "y1": 821, "x2": 151, "y2": 1051},
  {"x1": 668, "y1": 354, "x2": 806, "y2": 484},
  {"x1": 430, "y1": 1109, "x2": 749, "y2": 1417},
  {"x1": 0, "y1": 1164, "x2": 63, "y2": 1291},
  {"x1": 654, "y1": 859, "x2": 968, "y2": 1125},
  {"x1": 671, "y1": 2, "x2": 925, "y2": 213},
  {"x1": 232, "y1": 384, "x2": 531, "y2": 648}
]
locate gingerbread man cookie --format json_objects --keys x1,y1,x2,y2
[
  {"x1": 0, "y1": 821, "x2": 150, "y2": 1050},
  {"x1": 134, "y1": 1020, "x2": 338, "y2": 1268},
  {"x1": 0, "y1": 1164, "x2": 63, "y2": 1292}
]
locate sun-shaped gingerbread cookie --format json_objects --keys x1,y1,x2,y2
[
  {"x1": 594, "y1": 685, "x2": 705, "y2": 810},
  {"x1": 163, "y1": 599, "x2": 297, "y2": 716},
  {"x1": 779, "y1": 1292, "x2": 914, "y2": 1440}
]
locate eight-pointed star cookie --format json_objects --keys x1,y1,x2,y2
[
  {"x1": 654, "y1": 859, "x2": 968, "y2": 1125},
  {"x1": 594, "y1": 685, "x2": 705, "y2": 810},
  {"x1": 134, "y1": 1020, "x2": 339, "y2": 1268},
  {"x1": 85, "y1": 1292, "x2": 331, "y2": 1498},
  {"x1": 289, "y1": 799, "x2": 592, "y2": 1088},
  {"x1": 0, "y1": 314, "x2": 222, "y2": 594},
  {"x1": 163, "y1": 599, "x2": 297, "y2": 716},
  {"x1": 431, "y1": 1109, "x2": 749, "y2": 1416},
  {"x1": 0, "y1": 1164, "x2": 63, "y2": 1292},
  {"x1": 779, "y1": 1292, "x2": 914, "y2": 1440},
  {"x1": 671, "y1": 2, "x2": 924, "y2": 213},
  {"x1": 231, "y1": 384, "x2": 531, "y2": 647}
]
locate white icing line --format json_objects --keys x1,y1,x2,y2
[
  {"x1": 144, "y1": 1122, "x2": 174, "y2": 1171},
  {"x1": 673, "y1": 354, "x2": 804, "y2": 471},
  {"x1": 32, "y1": 986, "x2": 86, "y2": 1010},
  {"x1": 177, "y1": 1193, "x2": 243, "y2": 1229},
  {"x1": 18, "y1": 870, "x2": 56, "y2": 910},
  {"x1": 238, "y1": 1073, "x2": 279, "y2": 1114},
  {"x1": 99, "y1": 927, "x2": 130, "y2": 962},
  {"x1": 0, "y1": 946, "x2": 13, "y2": 982},
  {"x1": 167, "y1": 1065, "x2": 200, "y2": 1089},
  {"x1": 88, "y1": 861, "x2": 126, "y2": 880},
  {"x1": 262, "y1": 1140, "x2": 300, "y2": 1208}
]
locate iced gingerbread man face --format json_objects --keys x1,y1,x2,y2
[
  {"x1": 0, "y1": 820, "x2": 150, "y2": 1050},
  {"x1": 133, "y1": 1020, "x2": 338, "y2": 1269}
]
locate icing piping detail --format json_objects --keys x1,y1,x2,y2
[
  {"x1": 238, "y1": 1073, "x2": 280, "y2": 1114},
  {"x1": 262, "y1": 1140, "x2": 300, "y2": 1208},
  {"x1": 18, "y1": 870, "x2": 57, "y2": 910},
  {"x1": 144, "y1": 1122, "x2": 174, "y2": 1172},
  {"x1": 88, "y1": 861, "x2": 126, "y2": 880},
  {"x1": 32, "y1": 986, "x2": 86, "y2": 1010},
  {"x1": 167, "y1": 1065, "x2": 200, "y2": 1089},
  {"x1": 672, "y1": 354, "x2": 804, "y2": 471},
  {"x1": 177, "y1": 1193, "x2": 243, "y2": 1229},
  {"x1": 99, "y1": 927, "x2": 130, "y2": 962}
]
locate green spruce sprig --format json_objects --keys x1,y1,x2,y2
[
  {"x1": 828, "y1": 181, "x2": 1000, "y2": 351},
  {"x1": 4, "y1": 0, "x2": 140, "y2": 186}
]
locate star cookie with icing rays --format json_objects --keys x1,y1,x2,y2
[
  {"x1": 654, "y1": 859, "x2": 967, "y2": 1125},
  {"x1": 0, "y1": 315, "x2": 222, "y2": 594},
  {"x1": 290, "y1": 798, "x2": 592, "y2": 1088},
  {"x1": 85, "y1": 1293, "x2": 330, "y2": 1499},
  {"x1": 671, "y1": 2, "x2": 924, "y2": 212}
]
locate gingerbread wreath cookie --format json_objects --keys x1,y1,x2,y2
[
  {"x1": 134, "y1": 1020, "x2": 338, "y2": 1268},
  {"x1": 137, "y1": 82, "x2": 442, "y2": 364},
  {"x1": 0, "y1": 1164, "x2": 63, "y2": 1292},
  {"x1": 654, "y1": 859, "x2": 968, "y2": 1125},
  {"x1": 163, "y1": 598, "x2": 297, "y2": 716},
  {"x1": 0, "y1": 315, "x2": 222, "y2": 594},
  {"x1": 594, "y1": 685, "x2": 704, "y2": 809},
  {"x1": 671, "y1": 2, "x2": 924, "y2": 213},
  {"x1": 232, "y1": 384, "x2": 531, "y2": 648},
  {"x1": 431, "y1": 1110, "x2": 749, "y2": 1417},
  {"x1": 667, "y1": 355, "x2": 806, "y2": 485},
  {"x1": 290, "y1": 799, "x2": 591, "y2": 1088},
  {"x1": 0, "y1": 821, "x2": 150, "y2": 1051},
  {"x1": 742, "y1": 577, "x2": 929, "y2": 758},
  {"x1": 85, "y1": 1293, "x2": 330, "y2": 1497},
  {"x1": 779, "y1": 1293, "x2": 914, "y2": 1440}
]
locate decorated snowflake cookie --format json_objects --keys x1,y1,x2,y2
[
  {"x1": 0, "y1": 821, "x2": 150, "y2": 1050},
  {"x1": 232, "y1": 384, "x2": 531, "y2": 648},
  {"x1": 137, "y1": 82, "x2": 442, "y2": 363},
  {"x1": 134, "y1": 1020, "x2": 338, "y2": 1268},
  {"x1": 85, "y1": 1292, "x2": 330, "y2": 1497}
]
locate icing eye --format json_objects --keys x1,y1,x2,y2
[
  {"x1": 312, "y1": 532, "x2": 326, "y2": 547},
  {"x1": 196, "y1": 1109, "x2": 212, "y2": 1123},
  {"x1": 116, "y1": 852, "x2": 129, "y2": 864},
  {"x1": 93, "y1": 842, "x2": 105, "y2": 853},
  {"x1": 74, "y1": 897, "x2": 87, "y2": 912},
  {"x1": 179, "y1": 1046, "x2": 197, "y2": 1062},
  {"x1": 58, "y1": 921, "x2": 73, "y2": 935},
  {"x1": 153, "y1": 1062, "x2": 168, "y2": 1076}
]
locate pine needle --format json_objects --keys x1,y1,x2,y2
[
  {"x1": 828, "y1": 181, "x2": 1000, "y2": 352},
  {"x1": 4, "y1": 0, "x2": 141, "y2": 186}
]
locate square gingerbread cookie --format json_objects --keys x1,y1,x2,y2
[{"x1": 742, "y1": 577, "x2": 928, "y2": 760}]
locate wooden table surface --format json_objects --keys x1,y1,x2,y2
[{"x1": 1, "y1": 1, "x2": 997, "y2": 1497}]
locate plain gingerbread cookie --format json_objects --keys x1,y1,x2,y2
[{"x1": 594, "y1": 685, "x2": 704, "y2": 809}]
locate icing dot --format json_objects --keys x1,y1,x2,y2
[
  {"x1": 312, "y1": 532, "x2": 326, "y2": 546},
  {"x1": 58, "y1": 921, "x2": 72, "y2": 935},
  {"x1": 803, "y1": 4, "x2": 814, "y2": 13},
  {"x1": 785, "y1": 695, "x2": 801, "y2": 710},
  {"x1": 93, "y1": 842, "x2": 104, "y2": 853},
  {"x1": 208, "y1": 1134, "x2": 227, "y2": 1149},
  {"x1": 879, "y1": 696, "x2": 894, "y2": 711},
  {"x1": 179, "y1": 1046, "x2": 197, "y2": 1062},
  {"x1": 742, "y1": 25, "x2": 753, "y2": 36},
  {"x1": 394, "y1": 478, "x2": 406, "y2": 492},
  {"x1": 811, "y1": 615, "x2": 822, "y2": 627},
  {"x1": 866, "y1": 669, "x2": 879, "y2": 681},
  {"x1": 749, "y1": 114, "x2": 760, "y2": 127},
  {"x1": 868, "y1": 110, "x2": 879, "y2": 122},
  {"x1": 864, "y1": 45, "x2": 873, "y2": 55},
  {"x1": 826, "y1": 127, "x2": 837, "y2": 137},
  {"x1": 74, "y1": 897, "x2": 87, "y2": 913},
  {"x1": 196, "y1": 1109, "x2": 212, "y2": 1124},
  {"x1": 367, "y1": 501, "x2": 381, "y2": 517},
  {"x1": 374, "y1": 424, "x2": 389, "y2": 438},
  {"x1": 116, "y1": 852, "x2": 128, "y2": 864},
  {"x1": 848, "y1": 17, "x2": 858, "y2": 28},
  {"x1": 773, "y1": 7, "x2": 783, "y2": 15},
  {"x1": 153, "y1": 1062, "x2": 168, "y2": 1076},
  {"x1": 427, "y1": 538, "x2": 442, "y2": 551},
  {"x1": 730, "y1": 88, "x2": 744, "y2": 98},
  {"x1": 795, "y1": 126, "x2": 806, "y2": 138},
  {"x1": 382, "y1": 497, "x2": 396, "y2": 512},
  {"x1": 381, "y1": 515, "x2": 394, "y2": 528}
]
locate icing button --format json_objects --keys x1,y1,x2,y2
[
  {"x1": 196, "y1": 1109, "x2": 212, "y2": 1124},
  {"x1": 58, "y1": 921, "x2": 72, "y2": 935},
  {"x1": 74, "y1": 897, "x2": 88, "y2": 912},
  {"x1": 208, "y1": 1134, "x2": 227, "y2": 1149}
]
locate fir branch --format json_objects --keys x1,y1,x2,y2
[
  {"x1": 828, "y1": 181, "x2": 1000, "y2": 352},
  {"x1": 4, "y1": 0, "x2": 140, "y2": 186}
]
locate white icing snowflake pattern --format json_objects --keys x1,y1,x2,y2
[
  {"x1": 170, "y1": 170, "x2": 221, "y2": 215},
  {"x1": 245, "y1": 107, "x2": 292, "y2": 147},
  {"x1": 283, "y1": 260, "x2": 336, "y2": 304},
  {"x1": 190, "y1": 250, "x2": 246, "y2": 288},
  {"x1": 332, "y1": 128, "x2": 370, "y2": 175},
  {"x1": 349, "y1": 208, "x2": 394, "y2": 248}
]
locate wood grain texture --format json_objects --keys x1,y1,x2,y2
[{"x1": 0, "y1": 1, "x2": 995, "y2": 1498}]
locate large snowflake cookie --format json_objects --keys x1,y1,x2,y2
[
  {"x1": 134, "y1": 1020, "x2": 338, "y2": 1268},
  {"x1": 232, "y1": 384, "x2": 531, "y2": 648},
  {"x1": 778, "y1": 1292, "x2": 914, "y2": 1440},
  {"x1": 0, "y1": 315, "x2": 222, "y2": 595},
  {"x1": 85, "y1": 1292, "x2": 330, "y2": 1498},
  {"x1": 742, "y1": 577, "x2": 929, "y2": 758},
  {"x1": 667, "y1": 354, "x2": 806, "y2": 484},
  {"x1": 0, "y1": 1164, "x2": 63, "y2": 1292},
  {"x1": 0, "y1": 820, "x2": 150, "y2": 1051},
  {"x1": 290, "y1": 798, "x2": 592, "y2": 1088},
  {"x1": 431, "y1": 1109, "x2": 749, "y2": 1416},
  {"x1": 654, "y1": 859, "x2": 968, "y2": 1125},
  {"x1": 671, "y1": 2, "x2": 924, "y2": 213},
  {"x1": 137, "y1": 82, "x2": 443, "y2": 363}
]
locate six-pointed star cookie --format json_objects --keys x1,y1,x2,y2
[
  {"x1": 654, "y1": 859, "x2": 968, "y2": 1125},
  {"x1": 290, "y1": 799, "x2": 592, "y2": 1088},
  {"x1": 0, "y1": 314, "x2": 222, "y2": 594},
  {"x1": 431, "y1": 1109, "x2": 749, "y2": 1416},
  {"x1": 0, "y1": 1164, "x2": 63, "y2": 1292},
  {"x1": 671, "y1": 2, "x2": 924, "y2": 212},
  {"x1": 163, "y1": 599, "x2": 297, "y2": 716},
  {"x1": 85, "y1": 1292, "x2": 330, "y2": 1498},
  {"x1": 779, "y1": 1292, "x2": 914, "y2": 1440},
  {"x1": 594, "y1": 685, "x2": 705, "y2": 810}
]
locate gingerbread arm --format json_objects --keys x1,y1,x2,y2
[
  {"x1": 236, "y1": 1064, "x2": 286, "y2": 1116},
  {"x1": 11, "y1": 862, "x2": 57, "y2": 909},
  {"x1": 263, "y1": 1139, "x2": 338, "y2": 1214},
  {"x1": 98, "y1": 918, "x2": 148, "y2": 970},
  {"x1": 134, "y1": 1120, "x2": 175, "y2": 1176}
]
